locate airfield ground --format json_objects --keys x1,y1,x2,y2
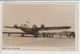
[{"x1": 2, "y1": 34, "x2": 77, "y2": 51}]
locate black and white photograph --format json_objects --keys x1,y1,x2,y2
[{"x1": 2, "y1": 2, "x2": 77, "y2": 51}]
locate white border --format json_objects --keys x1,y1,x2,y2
[
  {"x1": 2, "y1": 1, "x2": 80, "y2": 2},
  {"x1": 1, "y1": 1, "x2": 80, "y2": 54},
  {"x1": 0, "y1": 1, "x2": 2, "y2": 53}
]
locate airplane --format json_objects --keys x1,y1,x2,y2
[{"x1": 3, "y1": 23, "x2": 71, "y2": 38}]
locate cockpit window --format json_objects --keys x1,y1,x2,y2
[{"x1": 23, "y1": 24, "x2": 27, "y2": 26}]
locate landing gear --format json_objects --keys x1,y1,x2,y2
[
  {"x1": 22, "y1": 34, "x2": 24, "y2": 37},
  {"x1": 66, "y1": 35, "x2": 68, "y2": 38},
  {"x1": 42, "y1": 33, "x2": 46, "y2": 37},
  {"x1": 60, "y1": 33, "x2": 61, "y2": 38},
  {"x1": 72, "y1": 32, "x2": 75, "y2": 38},
  {"x1": 51, "y1": 34, "x2": 53, "y2": 37},
  {"x1": 69, "y1": 35, "x2": 71, "y2": 38},
  {"x1": 8, "y1": 33, "x2": 10, "y2": 37},
  {"x1": 32, "y1": 24, "x2": 39, "y2": 38},
  {"x1": 34, "y1": 32, "x2": 38, "y2": 38}
]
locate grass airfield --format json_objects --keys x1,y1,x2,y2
[{"x1": 2, "y1": 34, "x2": 76, "y2": 47}]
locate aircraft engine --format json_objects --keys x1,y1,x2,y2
[
  {"x1": 41, "y1": 24, "x2": 45, "y2": 29},
  {"x1": 14, "y1": 25, "x2": 19, "y2": 28}
]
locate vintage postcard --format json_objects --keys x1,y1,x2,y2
[{"x1": 2, "y1": 2, "x2": 77, "y2": 51}]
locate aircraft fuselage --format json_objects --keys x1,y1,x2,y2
[{"x1": 19, "y1": 25, "x2": 39, "y2": 35}]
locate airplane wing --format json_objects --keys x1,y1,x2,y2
[
  {"x1": 3, "y1": 26, "x2": 15, "y2": 28},
  {"x1": 3, "y1": 32, "x2": 26, "y2": 34},
  {"x1": 38, "y1": 26, "x2": 71, "y2": 31},
  {"x1": 2, "y1": 32, "x2": 27, "y2": 36},
  {"x1": 3, "y1": 25, "x2": 19, "y2": 29}
]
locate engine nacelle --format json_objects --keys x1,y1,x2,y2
[
  {"x1": 14, "y1": 25, "x2": 19, "y2": 28},
  {"x1": 41, "y1": 24, "x2": 45, "y2": 29}
]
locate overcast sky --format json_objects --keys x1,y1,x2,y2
[{"x1": 2, "y1": 2, "x2": 77, "y2": 32}]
